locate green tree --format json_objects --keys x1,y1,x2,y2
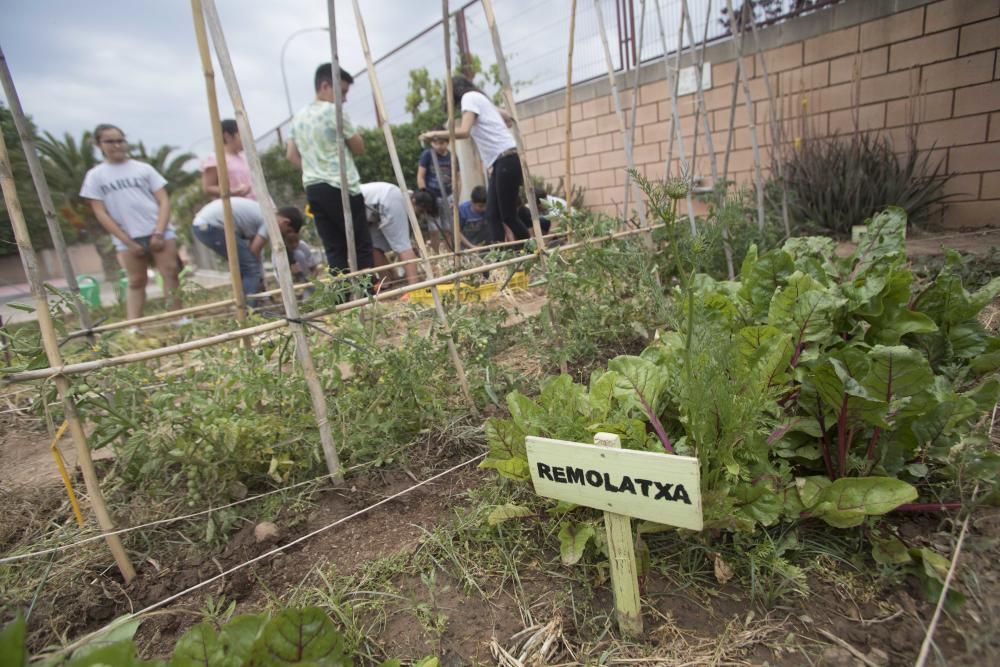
[
  {"x1": 0, "y1": 104, "x2": 53, "y2": 257},
  {"x1": 130, "y1": 142, "x2": 197, "y2": 192},
  {"x1": 260, "y1": 143, "x2": 305, "y2": 207},
  {"x1": 354, "y1": 123, "x2": 425, "y2": 189}
]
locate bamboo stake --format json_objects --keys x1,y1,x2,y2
[
  {"x1": 202, "y1": 0, "x2": 344, "y2": 483},
  {"x1": 190, "y1": 0, "x2": 247, "y2": 327},
  {"x1": 0, "y1": 124, "x2": 136, "y2": 582},
  {"x1": 725, "y1": 0, "x2": 766, "y2": 231},
  {"x1": 8, "y1": 318, "x2": 288, "y2": 383},
  {"x1": 443, "y1": 1, "x2": 461, "y2": 265},
  {"x1": 683, "y1": 0, "x2": 735, "y2": 279},
  {"x1": 564, "y1": 0, "x2": 577, "y2": 208},
  {"x1": 480, "y1": 0, "x2": 546, "y2": 249},
  {"x1": 593, "y1": 0, "x2": 647, "y2": 232},
  {"x1": 481, "y1": 0, "x2": 569, "y2": 376},
  {"x1": 327, "y1": 0, "x2": 359, "y2": 273},
  {"x1": 0, "y1": 43, "x2": 92, "y2": 333},
  {"x1": 552, "y1": 0, "x2": 578, "y2": 378},
  {"x1": 350, "y1": 0, "x2": 477, "y2": 414},
  {"x1": 9, "y1": 224, "x2": 666, "y2": 384},
  {"x1": 653, "y1": 0, "x2": 697, "y2": 233},
  {"x1": 627, "y1": 0, "x2": 654, "y2": 248},
  {"x1": 721, "y1": 69, "x2": 740, "y2": 182},
  {"x1": 747, "y1": 13, "x2": 791, "y2": 237}
]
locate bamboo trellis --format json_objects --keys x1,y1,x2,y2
[
  {"x1": 653, "y1": 0, "x2": 697, "y2": 231},
  {"x1": 593, "y1": 0, "x2": 648, "y2": 231},
  {"x1": 0, "y1": 0, "x2": 772, "y2": 583},
  {"x1": 3, "y1": 223, "x2": 664, "y2": 385}
]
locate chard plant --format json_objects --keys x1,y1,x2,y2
[
  {"x1": 1, "y1": 606, "x2": 423, "y2": 666},
  {"x1": 483, "y1": 204, "x2": 999, "y2": 569}
]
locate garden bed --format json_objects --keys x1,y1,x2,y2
[{"x1": 2, "y1": 209, "x2": 999, "y2": 666}]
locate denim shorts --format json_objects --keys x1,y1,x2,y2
[{"x1": 112, "y1": 228, "x2": 176, "y2": 252}]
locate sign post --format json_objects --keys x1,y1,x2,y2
[{"x1": 526, "y1": 432, "x2": 703, "y2": 638}]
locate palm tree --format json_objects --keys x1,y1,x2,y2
[
  {"x1": 1, "y1": 105, "x2": 48, "y2": 257},
  {"x1": 130, "y1": 142, "x2": 198, "y2": 192}
]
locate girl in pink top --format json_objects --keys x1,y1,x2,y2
[{"x1": 201, "y1": 119, "x2": 255, "y2": 200}]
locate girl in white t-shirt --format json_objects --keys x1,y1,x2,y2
[
  {"x1": 80, "y1": 124, "x2": 181, "y2": 322},
  {"x1": 420, "y1": 77, "x2": 532, "y2": 244}
]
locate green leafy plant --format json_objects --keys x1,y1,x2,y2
[
  {"x1": 2, "y1": 606, "x2": 421, "y2": 666},
  {"x1": 483, "y1": 205, "x2": 999, "y2": 571}
]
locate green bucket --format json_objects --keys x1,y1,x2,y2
[
  {"x1": 115, "y1": 269, "x2": 129, "y2": 304},
  {"x1": 77, "y1": 275, "x2": 101, "y2": 309}
]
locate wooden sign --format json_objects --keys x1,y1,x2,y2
[
  {"x1": 526, "y1": 433, "x2": 704, "y2": 639},
  {"x1": 526, "y1": 435, "x2": 703, "y2": 531}
]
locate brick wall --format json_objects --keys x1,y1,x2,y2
[{"x1": 516, "y1": 0, "x2": 1000, "y2": 229}]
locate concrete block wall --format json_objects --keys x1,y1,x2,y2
[{"x1": 516, "y1": 0, "x2": 1000, "y2": 229}]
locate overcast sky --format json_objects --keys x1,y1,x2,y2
[{"x1": 0, "y1": 1, "x2": 709, "y2": 160}]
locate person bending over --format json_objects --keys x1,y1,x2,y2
[
  {"x1": 362, "y1": 182, "x2": 430, "y2": 286},
  {"x1": 276, "y1": 207, "x2": 320, "y2": 286},
  {"x1": 80, "y1": 123, "x2": 181, "y2": 322},
  {"x1": 286, "y1": 63, "x2": 373, "y2": 274},
  {"x1": 191, "y1": 196, "x2": 268, "y2": 304}
]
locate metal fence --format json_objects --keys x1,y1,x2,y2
[{"x1": 256, "y1": 0, "x2": 830, "y2": 149}]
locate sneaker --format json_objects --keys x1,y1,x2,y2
[
  {"x1": 125, "y1": 326, "x2": 140, "y2": 335},
  {"x1": 173, "y1": 316, "x2": 193, "y2": 327}
]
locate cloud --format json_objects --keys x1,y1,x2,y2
[{"x1": 1, "y1": 0, "x2": 694, "y2": 162}]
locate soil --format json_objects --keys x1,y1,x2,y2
[{"x1": 7, "y1": 431, "x2": 999, "y2": 666}]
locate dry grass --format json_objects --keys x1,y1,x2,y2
[
  {"x1": 491, "y1": 611, "x2": 787, "y2": 666},
  {"x1": 980, "y1": 297, "x2": 1000, "y2": 336}
]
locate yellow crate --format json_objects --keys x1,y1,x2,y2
[{"x1": 407, "y1": 271, "x2": 528, "y2": 305}]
